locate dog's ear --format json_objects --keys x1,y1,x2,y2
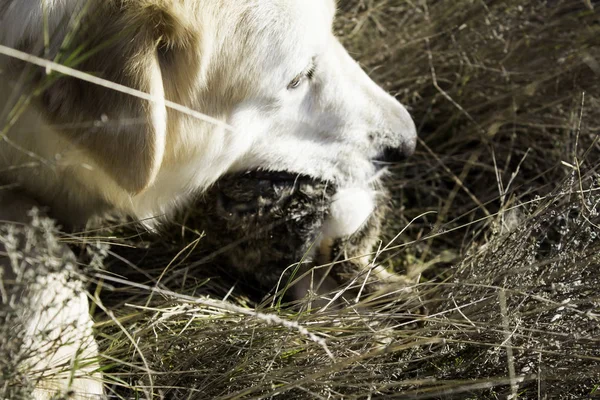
[
  {"x1": 128, "y1": 0, "x2": 198, "y2": 47},
  {"x1": 25, "y1": 2, "x2": 199, "y2": 194}
]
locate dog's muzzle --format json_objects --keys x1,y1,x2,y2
[{"x1": 372, "y1": 139, "x2": 417, "y2": 171}]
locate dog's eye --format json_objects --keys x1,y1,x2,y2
[
  {"x1": 287, "y1": 61, "x2": 317, "y2": 90},
  {"x1": 287, "y1": 76, "x2": 304, "y2": 90}
]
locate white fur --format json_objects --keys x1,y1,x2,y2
[
  {"x1": 0, "y1": 1, "x2": 417, "y2": 398},
  {"x1": 26, "y1": 273, "x2": 103, "y2": 400},
  {"x1": 322, "y1": 187, "x2": 375, "y2": 239}
]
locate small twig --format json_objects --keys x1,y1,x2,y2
[
  {"x1": 0, "y1": 45, "x2": 232, "y2": 132},
  {"x1": 451, "y1": 295, "x2": 476, "y2": 328},
  {"x1": 573, "y1": 92, "x2": 589, "y2": 213},
  {"x1": 499, "y1": 289, "x2": 519, "y2": 399}
]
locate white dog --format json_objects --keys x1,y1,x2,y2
[{"x1": 0, "y1": 0, "x2": 417, "y2": 398}]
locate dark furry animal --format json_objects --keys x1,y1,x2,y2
[{"x1": 188, "y1": 172, "x2": 394, "y2": 299}]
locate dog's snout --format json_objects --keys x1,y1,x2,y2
[
  {"x1": 376, "y1": 94, "x2": 418, "y2": 162},
  {"x1": 374, "y1": 104, "x2": 418, "y2": 164},
  {"x1": 376, "y1": 140, "x2": 415, "y2": 164},
  {"x1": 400, "y1": 133, "x2": 417, "y2": 158}
]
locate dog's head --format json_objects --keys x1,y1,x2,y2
[
  {"x1": 1, "y1": 0, "x2": 416, "y2": 228},
  {"x1": 191, "y1": 0, "x2": 417, "y2": 184}
]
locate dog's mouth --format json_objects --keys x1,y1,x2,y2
[
  {"x1": 248, "y1": 163, "x2": 388, "y2": 186},
  {"x1": 238, "y1": 170, "x2": 313, "y2": 183},
  {"x1": 210, "y1": 169, "x2": 333, "y2": 220},
  {"x1": 214, "y1": 168, "x2": 387, "y2": 223},
  {"x1": 208, "y1": 169, "x2": 387, "y2": 243},
  {"x1": 372, "y1": 160, "x2": 392, "y2": 172},
  {"x1": 193, "y1": 168, "x2": 390, "y2": 291}
]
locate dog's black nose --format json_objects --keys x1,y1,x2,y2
[
  {"x1": 376, "y1": 139, "x2": 417, "y2": 164},
  {"x1": 379, "y1": 147, "x2": 407, "y2": 163}
]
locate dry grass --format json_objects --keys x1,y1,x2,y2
[{"x1": 1, "y1": 0, "x2": 600, "y2": 399}]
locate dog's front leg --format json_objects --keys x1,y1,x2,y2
[{"x1": 0, "y1": 190, "x2": 103, "y2": 400}]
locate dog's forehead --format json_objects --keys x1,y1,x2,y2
[
  {"x1": 194, "y1": 0, "x2": 338, "y2": 102},
  {"x1": 250, "y1": 0, "x2": 335, "y2": 20},
  {"x1": 246, "y1": 1, "x2": 335, "y2": 70},
  {"x1": 204, "y1": 0, "x2": 336, "y2": 94},
  {"x1": 246, "y1": 0, "x2": 335, "y2": 42},
  {"x1": 278, "y1": 0, "x2": 336, "y2": 22}
]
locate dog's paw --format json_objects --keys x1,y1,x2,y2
[
  {"x1": 27, "y1": 275, "x2": 104, "y2": 400},
  {"x1": 32, "y1": 376, "x2": 104, "y2": 400}
]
